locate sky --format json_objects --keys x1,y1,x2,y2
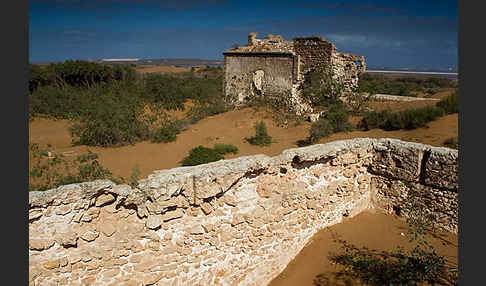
[{"x1": 29, "y1": 0, "x2": 458, "y2": 69}]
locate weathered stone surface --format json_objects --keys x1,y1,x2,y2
[
  {"x1": 189, "y1": 225, "x2": 205, "y2": 235},
  {"x1": 146, "y1": 215, "x2": 163, "y2": 230},
  {"x1": 370, "y1": 139, "x2": 427, "y2": 182},
  {"x1": 161, "y1": 209, "x2": 184, "y2": 222},
  {"x1": 29, "y1": 239, "x2": 55, "y2": 251},
  {"x1": 424, "y1": 147, "x2": 458, "y2": 190},
  {"x1": 80, "y1": 231, "x2": 99, "y2": 242},
  {"x1": 99, "y1": 222, "x2": 117, "y2": 237},
  {"x1": 28, "y1": 138, "x2": 458, "y2": 286},
  {"x1": 95, "y1": 193, "x2": 116, "y2": 207},
  {"x1": 201, "y1": 202, "x2": 213, "y2": 215},
  {"x1": 59, "y1": 231, "x2": 78, "y2": 247}
]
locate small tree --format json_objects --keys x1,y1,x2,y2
[{"x1": 247, "y1": 121, "x2": 272, "y2": 146}]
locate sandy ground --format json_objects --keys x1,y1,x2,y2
[
  {"x1": 28, "y1": 90, "x2": 457, "y2": 180},
  {"x1": 269, "y1": 210, "x2": 458, "y2": 286},
  {"x1": 135, "y1": 65, "x2": 191, "y2": 74}
]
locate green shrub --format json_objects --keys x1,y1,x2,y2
[
  {"x1": 29, "y1": 60, "x2": 136, "y2": 93},
  {"x1": 247, "y1": 121, "x2": 272, "y2": 146},
  {"x1": 359, "y1": 106, "x2": 445, "y2": 131},
  {"x1": 29, "y1": 144, "x2": 121, "y2": 192},
  {"x1": 213, "y1": 143, "x2": 238, "y2": 155},
  {"x1": 436, "y1": 91, "x2": 458, "y2": 114},
  {"x1": 324, "y1": 103, "x2": 354, "y2": 132},
  {"x1": 68, "y1": 83, "x2": 149, "y2": 147},
  {"x1": 358, "y1": 73, "x2": 457, "y2": 96},
  {"x1": 180, "y1": 146, "x2": 224, "y2": 166},
  {"x1": 142, "y1": 74, "x2": 188, "y2": 110},
  {"x1": 329, "y1": 196, "x2": 457, "y2": 286},
  {"x1": 150, "y1": 122, "x2": 181, "y2": 143},
  {"x1": 309, "y1": 118, "x2": 333, "y2": 143}
]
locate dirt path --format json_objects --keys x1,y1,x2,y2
[
  {"x1": 269, "y1": 210, "x2": 458, "y2": 286},
  {"x1": 28, "y1": 90, "x2": 457, "y2": 180}
]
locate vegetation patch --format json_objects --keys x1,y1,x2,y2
[
  {"x1": 327, "y1": 197, "x2": 458, "y2": 286},
  {"x1": 29, "y1": 143, "x2": 121, "y2": 192},
  {"x1": 436, "y1": 91, "x2": 459, "y2": 114},
  {"x1": 213, "y1": 143, "x2": 239, "y2": 155},
  {"x1": 246, "y1": 121, "x2": 273, "y2": 146},
  {"x1": 359, "y1": 91, "x2": 458, "y2": 131},
  {"x1": 180, "y1": 146, "x2": 224, "y2": 166},
  {"x1": 302, "y1": 103, "x2": 355, "y2": 145},
  {"x1": 29, "y1": 60, "x2": 227, "y2": 147},
  {"x1": 358, "y1": 73, "x2": 457, "y2": 96},
  {"x1": 359, "y1": 106, "x2": 445, "y2": 131}
]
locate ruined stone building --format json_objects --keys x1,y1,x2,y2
[{"x1": 222, "y1": 32, "x2": 366, "y2": 115}]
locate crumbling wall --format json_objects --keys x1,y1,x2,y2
[
  {"x1": 292, "y1": 37, "x2": 336, "y2": 78},
  {"x1": 331, "y1": 52, "x2": 366, "y2": 94},
  {"x1": 29, "y1": 138, "x2": 458, "y2": 286},
  {"x1": 223, "y1": 34, "x2": 366, "y2": 117},
  {"x1": 223, "y1": 53, "x2": 295, "y2": 106}
]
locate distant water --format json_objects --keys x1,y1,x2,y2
[{"x1": 367, "y1": 70, "x2": 458, "y2": 76}]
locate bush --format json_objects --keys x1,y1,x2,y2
[
  {"x1": 29, "y1": 60, "x2": 137, "y2": 93},
  {"x1": 358, "y1": 73, "x2": 457, "y2": 96},
  {"x1": 150, "y1": 121, "x2": 181, "y2": 143},
  {"x1": 213, "y1": 143, "x2": 238, "y2": 155},
  {"x1": 29, "y1": 144, "x2": 121, "y2": 192},
  {"x1": 68, "y1": 83, "x2": 150, "y2": 147},
  {"x1": 436, "y1": 91, "x2": 458, "y2": 114},
  {"x1": 180, "y1": 146, "x2": 224, "y2": 166},
  {"x1": 325, "y1": 103, "x2": 355, "y2": 132},
  {"x1": 309, "y1": 118, "x2": 333, "y2": 143},
  {"x1": 142, "y1": 74, "x2": 189, "y2": 110},
  {"x1": 247, "y1": 121, "x2": 272, "y2": 146},
  {"x1": 359, "y1": 106, "x2": 445, "y2": 131}
]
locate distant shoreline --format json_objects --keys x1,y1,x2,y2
[{"x1": 366, "y1": 70, "x2": 458, "y2": 76}]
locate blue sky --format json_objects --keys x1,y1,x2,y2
[{"x1": 29, "y1": 0, "x2": 458, "y2": 69}]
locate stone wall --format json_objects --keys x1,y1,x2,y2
[
  {"x1": 29, "y1": 138, "x2": 458, "y2": 286},
  {"x1": 222, "y1": 33, "x2": 366, "y2": 117},
  {"x1": 223, "y1": 53, "x2": 295, "y2": 106},
  {"x1": 292, "y1": 38, "x2": 336, "y2": 78}
]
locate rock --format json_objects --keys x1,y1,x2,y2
[
  {"x1": 143, "y1": 273, "x2": 163, "y2": 285},
  {"x1": 99, "y1": 222, "x2": 117, "y2": 237},
  {"x1": 80, "y1": 231, "x2": 99, "y2": 242},
  {"x1": 29, "y1": 209, "x2": 42, "y2": 221},
  {"x1": 146, "y1": 215, "x2": 163, "y2": 230},
  {"x1": 95, "y1": 193, "x2": 116, "y2": 207},
  {"x1": 60, "y1": 231, "x2": 78, "y2": 247},
  {"x1": 189, "y1": 225, "x2": 205, "y2": 235},
  {"x1": 55, "y1": 204, "x2": 72, "y2": 215},
  {"x1": 201, "y1": 202, "x2": 213, "y2": 215},
  {"x1": 29, "y1": 239, "x2": 55, "y2": 251},
  {"x1": 161, "y1": 209, "x2": 184, "y2": 222},
  {"x1": 43, "y1": 260, "x2": 61, "y2": 270},
  {"x1": 146, "y1": 240, "x2": 160, "y2": 251}
]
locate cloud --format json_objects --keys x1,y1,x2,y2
[
  {"x1": 298, "y1": 1, "x2": 408, "y2": 14},
  {"x1": 30, "y1": 0, "x2": 229, "y2": 10}
]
